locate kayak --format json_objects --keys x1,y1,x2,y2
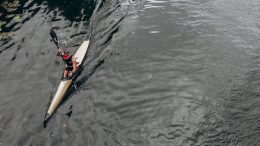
[{"x1": 44, "y1": 40, "x2": 90, "y2": 123}]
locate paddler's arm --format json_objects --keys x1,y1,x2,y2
[
  {"x1": 57, "y1": 48, "x2": 64, "y2": 56},
  {"x1": 71, "y1": 57, "x2": 77, "y2": 73},
  {"x1": 68, "y1": 57, "x2": 77, "y2": 77}
]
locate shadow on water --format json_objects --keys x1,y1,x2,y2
[
  {"x1": 77, "y1": 58, "x2": 104, "y2": 87},
  {"x1": 0, "y1": 0, "x2": 97, "y2": 33},
  {"x1": 37, "y1": 0, "x2": 96, "y2": 21}
]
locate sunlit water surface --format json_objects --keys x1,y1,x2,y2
[{"x1": 1, "y1": 0, "x2": 260, "y2": 145}]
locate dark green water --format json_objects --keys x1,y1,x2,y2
[{"x1": 1, "y1": 0, "x2": 260, "y2": 145}]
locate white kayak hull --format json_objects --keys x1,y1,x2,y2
[
  {"x1": 45, "y1": 40, "x2": 90, "y2": 121},
  {"x1": 46, "y1": 80, "x2": 73, "y2": 117}
]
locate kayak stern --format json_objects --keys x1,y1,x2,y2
[{"x1": 46, "y1": 79, "x2": 73, "y2": 117}]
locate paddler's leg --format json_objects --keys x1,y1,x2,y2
[
  {"x1": 71, "y1": 57, "x2": 78, "y2": 76},
  {"x1": 63, "y1": 70, "x2": 69, "y2": 79},
  {"x1": 67, "y1": 66, "x2": 74, "y2": 77}
]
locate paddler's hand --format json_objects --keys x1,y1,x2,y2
[
  {"x1": 57, "y1": 48, "x2": 63, "y2": 56},
  {"x1": 68, "y1": 72, "x2": 73, "y2": 77}
]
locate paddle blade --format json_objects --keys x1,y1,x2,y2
[{"x1": 50, "y1": 29, "x2": 59, "y2": 48}]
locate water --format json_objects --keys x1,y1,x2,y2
[{"x1": 1, "y1": 0, "x2": 260, "y2": 145}]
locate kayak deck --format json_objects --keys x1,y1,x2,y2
[{"x1": 44, "y1": 40, "x2": 90, "y2": 122}]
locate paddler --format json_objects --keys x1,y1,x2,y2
[{"x1": 57, "y1": 48, "x2": 77, "y2": 79}]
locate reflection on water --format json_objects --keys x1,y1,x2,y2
[{"x1": 0, "y1": 0, "x2": 96, "y2": 42}]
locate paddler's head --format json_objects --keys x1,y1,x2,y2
[
  {"x1": 62, "y1": 50, "x2": 71, "y2": 60},
  {"x1": 64, "y1": 49, "x2": 70, "y2": 55}
]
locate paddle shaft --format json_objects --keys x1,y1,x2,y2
[
  {"x1": 50, "y1": 29, "x2": 59, "y2": 49},
  {"x1": 50, "y1": 29, "x2": 68, "y2": 65}
]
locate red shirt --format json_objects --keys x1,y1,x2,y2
[{"x1": 62, "y1": 54, "x2": 71, "y2": 60}]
